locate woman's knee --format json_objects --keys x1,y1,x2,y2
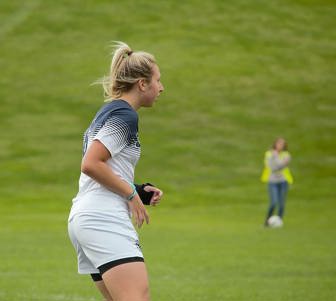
[
  {"x1": 118, "y1": 281, "x2": 149, "y2": 301},
  {"x1": 141, "y1": 284, "x2": 150, "y2": 301},
  {"x1": 114, "y1": 287, "x2": 149, "y2": 301}
]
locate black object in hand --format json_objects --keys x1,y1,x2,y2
[{"x1": 135, "y1": 183, "x2": 154, "y2": 205}]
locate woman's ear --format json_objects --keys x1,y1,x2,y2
[{"x1": 138, "y1": 79, "x2": 147, "y2": 92}]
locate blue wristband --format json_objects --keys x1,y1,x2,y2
[{"x1": 126, "y1": 182, "x2": 137, "y2": 201}]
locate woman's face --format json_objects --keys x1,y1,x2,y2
[
  {"x1": 275, "y1": 139, "x2": 286, "y2": 151},
  {"x1": 141, "y1": 64, "x2": 164, "y2": 107}
]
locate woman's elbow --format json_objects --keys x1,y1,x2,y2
[{"x1": 81, "y1": 160, "x2": 96, "y2": 176}]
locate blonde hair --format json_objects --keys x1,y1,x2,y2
[{"x1": 95, "y1": 41, "x2": 156, "y2": 101}]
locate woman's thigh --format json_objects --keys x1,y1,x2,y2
[
  {"x1": 95, "y1": 280, "x2": 114, "y2": 301},
  {"x1": 102, "y1": 262, "x2": 150, "y2": 301}
]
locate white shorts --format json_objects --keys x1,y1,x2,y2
[{"x1": 68, "y1": 211, "x2": 143, "y2": 274}]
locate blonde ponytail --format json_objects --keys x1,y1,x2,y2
[{"x1": 95, "y1": 41, "x2": 156, "y2": 101}]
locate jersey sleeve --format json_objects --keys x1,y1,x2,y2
[{"x1": 93, "y1": 116, "x2": 131, "y2": 157}]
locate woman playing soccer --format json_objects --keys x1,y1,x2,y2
[
  {"x1": 261, "y1": 137, "x2": 293, "y2": 226},
  {"x1": 68, "y1": 42, "x2": 164, "y2": 301}
]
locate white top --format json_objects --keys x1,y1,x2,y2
[
  {"x1": 69, "y1": 100, "x2": 141, "y2": 220},
  {"x1": 268, "y1": 152, "x2": 291, "y2": 183}
]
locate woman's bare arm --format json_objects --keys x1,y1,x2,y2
[{"x1": 81, "y1": 140, "x2": 149, "y2": 227}]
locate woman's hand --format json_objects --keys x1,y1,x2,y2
[
  {"x1": 283, "y1": 155, "x2": 291, "y2": 165},
  {"x1": 144, "y1": 186, "x2": 163, "y2": 206},
  {"x1": 128, "y1": 194, "x2": 150, "y2": 228}
]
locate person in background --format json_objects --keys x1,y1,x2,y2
[{"x1": 261, "y1": 138, "x2": 293, "y2": 226}]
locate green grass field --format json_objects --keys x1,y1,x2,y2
[{"x1": 0, "y1": 0, "x2": 335, "y2": 300}]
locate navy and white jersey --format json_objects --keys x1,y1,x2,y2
[{"x1": 69, "y1": 100, "x2": 141, "y2": 218}]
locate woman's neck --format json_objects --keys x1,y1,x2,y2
[{"x1": 119, "y1": 92, "x2": 141, "y2": 111}]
